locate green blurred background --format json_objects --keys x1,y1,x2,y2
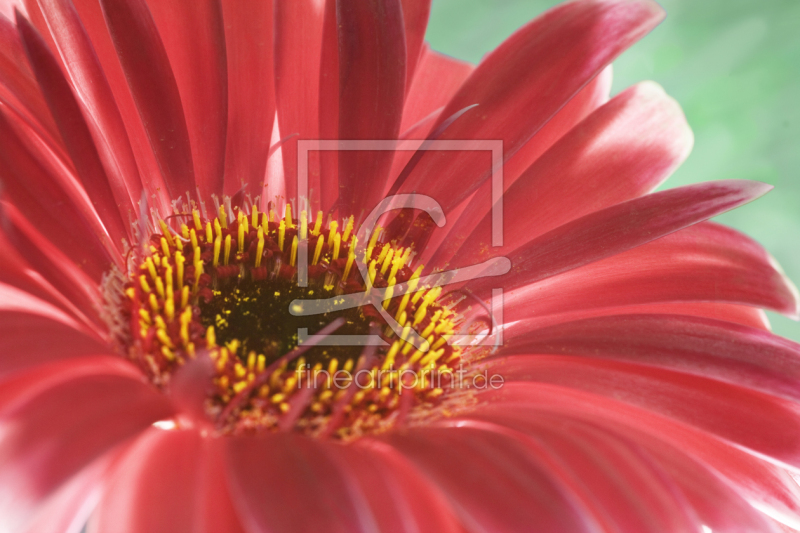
[{"x1": 427, "y1": 0, "x2": 800, "y2": 341}]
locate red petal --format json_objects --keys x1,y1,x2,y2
[
  {"x1": 0, "y1": 311, "x2": 107, "y2": 378},
  {"x1": 34, "y1": 0, "x2": 144, "y2": 212},
  {"x1": 450, "y1": 409, "x2": 779, "y2": 532},
  {"x1": 496, "y1": 313, "x2": 800, "y2": 403},
  {"x1": 89, "y1": 429, "x2": 244, "y2": 533},
  {"x1": 420, "y1": 65, "x2": 611, "y2": 267},
  {"x1": 377, "y1": 426, "x2": 598, "y2": 532},
  {"x1": 482, "y1": 355, "x2": 800, "y2": 471},
  {"x1": 17, "y1": 13, "x2": 129, "y2": 247},
  {"x1": 397, "y1": 45, "x2": 473, "y2": 137},
  {"x1": 332, "y1": 0, "x2": 407, "y2": 215},
  {"x1": 478, "y1": 384, "x2": 800, "y2": 530},
  {"x1": 466, "y1": 180, "x2": 771, "y2": 297},
  {"x1": 22, "y1": 443, "x2": 120, "y2": 533},
  {"x1": 145, "y1": 0, "x2": 227, "y2": 199},
  {"x1": 0, "y1": 356, "x2": 171, "y2": 531},
  {"x1": 499, "y1": 220, "x2": 799, "y2": 325},
  {"x1": 98, "y1": 0, "x2": 195, "y2": 200},
  {"x1": 0, "y1": 15, "x2": 61, "y2": 144},
  {"x1": 445, "y1": 81, "x2": 692, "y2": 269},
  {"x1": 220, "y1": 0, "x2": 274, "y2": 200},
  {"x1": 70, "y1": 0, "x2": 170, "y2": 212},
  {"x1": 275, "y1": 0, "x2": 322, "y2": 206},
  {"x1": 342, "y1": 440, "x2": 462, "y2": 533},
  {"x1": 0, "y1": 110, "x2": 117, "y2": 280},
  {"x1": 225, "y1": 433, "x2": 367, "y2": 532},
  {"x1": 400, "y1": 0, "x2": 430, "y2": 90},
  {"x1": 0, "y1": 201, "x2": 103, "y2": 329},
  {"x1": 397, "y1": 0, "x2": 664, "y2": 214}
]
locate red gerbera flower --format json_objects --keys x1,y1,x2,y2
[{"x1": 0, "y1": 0, "x2": 798, "y2": 531}]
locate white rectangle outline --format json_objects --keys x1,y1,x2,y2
[{"x1": 296, "y1": 139, "x2": 504, "y2": 347}]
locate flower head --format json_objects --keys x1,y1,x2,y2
[{"x1": 1, "y1": 0, "x2": 799, "y2": 531}]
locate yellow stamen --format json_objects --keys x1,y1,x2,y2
[
  {"x1": 139, "y1": 275, "x2": 152, "y2": 293},
  {"x1": 327, "y1": 221, "x2": 338, "y2": 248},
  {"x1": 238, "y1": 216, "x2": 245, "y2": 253},
  {"x1": 192, "y1": 209, "x2": 202, "y2": 231},
  {"x1": 218, "y1": 205, "x2": 228, "y2": 229},
  {"x1": 175, "y1": 252, "x2": 185, "y2": 287},
  {"x1": 255, "y1": 228, "x2": 265, "y2": 267},
  {"x1": 290, "y1": 236, "x2": 298, "y2": 267},
  {"x1": 300, "y1": 210, "x2": 308, "y2": 240},
  {"x1": 312, "y1": 235, "x2": 324, "y2": 265},
  {"x1": 342, "y1": 216, "x2": 354, "y2": 242},
  {"x1": 332, "y1": 232, "x2": 341, "y2": 260},
  {"x1": 312, "y1": 210, "x2": 323, "y2": 236},
  {"x1": 206, "y1": 325, "x2": 216, "y2": 347},
  {"x1": 223, "y1": 234, "x2": 232, "y2": 265},
  {"x1": 213, "y1": 234, "x2": 222, "y2": 267},
  {"x1": 251, "y1": 204, "x2": 259, "y2": 228},
  {"x1": 160, "y1": 237, "x2": 171, "y2": 259},
  {"x1": 159, "y1": 220, "x2": 175, "y2": 248},
  {"x1": 278, "y1": 220, "x2": 286, "y2": 251},
  {"x1": 284, "y1": 203, "x2": 293, "y2": 228}
]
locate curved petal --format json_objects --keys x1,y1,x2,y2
[
  {"x1": 478, "y1": 383, "x2": 800, "y2": 530},
  {"x1": 397, "y1": 45, "x2": 473, "y2": 137},
  {"x1": 449, "y1": 410, "x2": 780, "y2": 532},
  {"x1": 400, "y1": 0, "x2": 429, "y2": 90},
  {"x1": 17, "y1": 13, "x2": 129, "y2": 247},
  {"x1": 445, "y1": 80, "x2": 693, "y2": 269},
  {"x1": 98, "y1": 0, "x2": 195, "y2": 200},
  {"x1": 0, "y1": 109, "x2": 116, "y2": 280},
  {"x1": 421, "y1": 65, "x2": 611, "y2": 267},
  {"x1": 0, "y1": 222, "x2": 98, "y2": 328},
  {"x1": 0, "y1": 15, "x2": 60, "y2": 144},
  {"x1": 334, "y1": 0, "x2": 407, "y2": 216},
  {"x1": 499, "y1": 221, "x2": 799, "y2": 325},
  {"x1": 0, "y1": 311, "x2": 108, "y2": 378},
  {"x1": 225, "y1": 432, "x2": 461, "y2": 533},
  {"x1": 0, "y1": 356, "x2": 172, "y2": 532},
  {"x1": 225, "y1": 433, "x2": 368, "y2": 533},
  {"x1": 495, "y1": 314, "x2": 800, "y2": 404},
  {"x1": 88, "y1": 429, "x2": 244, "y2": 533},
  {"x1": 376, "y1": 426, "x2": 599, "y2": 532},
  {"x1": 275, "y1": 0, "x2": 320, "y2": 205},
  {"x1": 465, "y1": 180, "x2": 772, "y2": 298},
  {"x1": 34, "y1": 0, "x2": 144, "y2": 210},
  {"x1": 146, "y1": 0, "x2": 227, "y2": 199},
  {"x1": 397, "y1": 0, "x2": 664, "y2": 215},
  {"x1": 70, "y1": 0, "x2": 170, "y2": 212},
  {"x1": 0, "y1": 201, "x2": 102, "y2": 329},
  {"x1": 483, "y1": 355, "x2": 800, "y2": 471}
]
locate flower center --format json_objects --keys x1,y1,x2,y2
[{"x1": 113, "y1": 200, "x2": 470, "y2": 439}]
